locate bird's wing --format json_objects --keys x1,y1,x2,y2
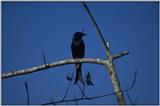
[
  {"x1": 71, "y1": 41, "x2": 76, "y2": 59},
  {"x1": 80, "y1": 40, "x2": 85, "y2": 58}
]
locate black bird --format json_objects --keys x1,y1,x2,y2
[{"x1": 71, "y1": 31, "x2": 86, "y2": 84}]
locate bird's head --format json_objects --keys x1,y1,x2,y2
[{"x1": 73, "y1": 32, "x2": 87, "y2": 41}]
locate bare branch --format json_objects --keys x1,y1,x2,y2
[
  {"x1": 25, "y1": 81, "x2": 30, "y2": 105},
  {"x1": 113, "y1": 51, "x2": 129, "y2": 60},
  {"x1": 42, "y1": 50, "x2": 47, "y2": 68},
  {"x1": 2, "y1": 51, "x2": 129, "y2": 80},
  {"x1": 105, "y1": 59, "x2": 126, "y2": 104},
  {"x1": 81, "y1": 2, "x2": 109, "y2": 52},
  {"x1": 81, "y1": 2, "x2": 126, "y2": 104},
  {"x1": 2, "y1": 58, "x2": 107, "y2": 79}
]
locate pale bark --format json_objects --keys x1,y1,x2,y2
[
  {"x1": 2, "y1": 51, "x2": 128, "y2": 80},
  {"x1": 82, "y1": 2, "x2": 126, "y2": 104}
]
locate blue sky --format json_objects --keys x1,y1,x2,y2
[{"x1": 2, "y1": 2, "x2": 159, "y2": 105}]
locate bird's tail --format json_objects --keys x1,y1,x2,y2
[{"x1": 74, "y1": 63, "x2": 84, "y2": 85}]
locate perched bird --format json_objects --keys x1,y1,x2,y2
[
  {"x1": 71, "y1": 31, "x2": 86, "y2": 84},
  {"x1": 86, "y1": 71, "x2": 94, "y2": 86}
]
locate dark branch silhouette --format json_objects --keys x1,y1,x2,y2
[
  {"x1": 126, "y1": 89, "x2": 135, "y2": 105},
  {"x1": 77, "y1": 82, "x2": 88, "y2": 99},
  {"x1": 25, "y1": 81, "x2": 30, "y2": 105},
  {"x1": 42, "y1": 50, "x2": 48, "y2": 68},
  {"x1": 63, "y1": 70, "x2": 75, "y2": 101},
  {"x1": 64, "y1": 71, "x2": 88, "y2": 100},
  {"x1": 81, "y1": 2, "x2": 109, "y2": 52},
  {"x1": 42, "y1": 69, "x2": 137, "y2": 105}
]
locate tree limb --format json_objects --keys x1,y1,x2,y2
[
  {"x1": 2, "y1": 58, "x2": 106, "y2": 79},
  {"x1": 113, "y1": 51, "x2": 129, "y2": 60},
  {"x1": 81, "y1": 2, "x2": 109, "y2": 52},
  {"x1": 2, "y1": 50, "x2": 128, "y2": 79},
  {"x1": 81, "y1": 2, "x2": 126, "y2": 105}
]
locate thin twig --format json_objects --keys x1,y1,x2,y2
[
  {"x1": 126, "y1": 89, "x2": 134, "y2": 105},
  {"x1": 63, "y1": 69, "x2": 88, "y2": 101},
  {"x1": 77, "y1": 83, "x2": 89, "y2": 99},
  {"x1": 62, "y1": 70, "x2": 75, "y2": 101},
  {"x1": 125, "y1": 69, "x2": 137, "y2": 105},
  {"x1": 42, "y1": 69, "x2": 137, "y2": 105},
  {"x1": 82, "y1": 83, "x2": 86, "y2": 98},
  {"x1": 123, "y1": 69, "x2": 137, "y2": 92},
  {"x1": 113, "y1": 51, "x2": 129, "y2": 60},
  {"x1": 42, "y1": 50, "x2": 47, "y2": 68},
  {"x1": 81, "y1": 2, "x2": 109, "y2": 51},
  {"x1": 69, "y1": 74, "x2": 89, "y2": 99},
  {"x1": 25, "y1": 81, "x2": 30, "y2": 105}
]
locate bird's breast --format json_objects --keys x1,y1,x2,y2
[{"x1": 74, "y1": 40, "x2": 81, "y2": 46}]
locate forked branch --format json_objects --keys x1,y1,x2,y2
[{"x1": 2, "y1": 51, "x2": 128, "y2": 79}]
